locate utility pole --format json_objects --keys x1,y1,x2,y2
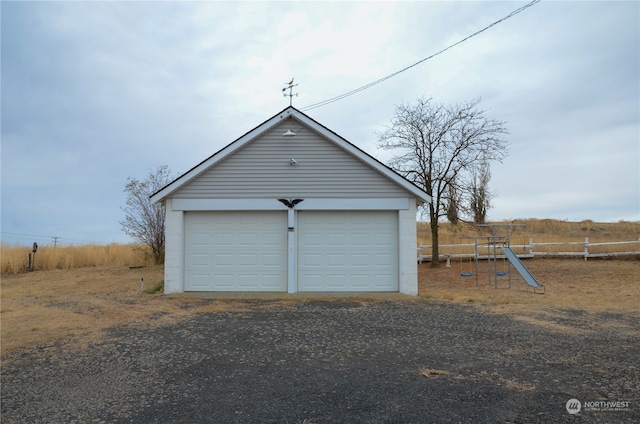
[{"x1": 52, "y1": 236, "x2": 60, "y2": 247}]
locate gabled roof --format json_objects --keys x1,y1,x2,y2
[{"x1": 150, "y1": 106, "x2": 431, "y2": 204}]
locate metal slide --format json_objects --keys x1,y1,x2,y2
[{"x1": 500, "y1": 246, "x2": 545, "y2": 293}]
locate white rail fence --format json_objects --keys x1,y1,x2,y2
[{"x1": 417, "y1": 237, "x2": 640, "y2": 263}]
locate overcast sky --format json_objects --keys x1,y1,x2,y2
[{"x1": 2, "y1": 1, "x2": 639, "y2": 246}]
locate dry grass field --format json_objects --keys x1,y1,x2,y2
[
  {"x1": 2, "y1": 258, "x2": 638, "y2": 358},
  {"x1": 1, "y1": 219, "x2": 639, "y2": 358},
  {"x1": 418, "y1": 218, "x2": 640, "y2": 256},
  {"x1": 418, "y1": 218, "x2": 640, "y2": 246},
  {"x1": 0, "y1": 243, "x2": 144, "y2": 274},
  {"x1": 0, "y1": 265, "x2": 270, "y2": 356},
  {"x1": 419, "y1": 258, "x2": 639, "y2": 330}
]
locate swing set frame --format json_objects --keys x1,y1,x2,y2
[{"x1": 459, "y1": 224, "x2": 526, "y2": 288}]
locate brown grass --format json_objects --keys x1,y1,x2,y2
[
  {"x1": 0, "y1": 265, "x2": 261, "y2": 357},
  {"x1": 418, "y1": 258, "x2": 640, "y2": 337},
  {"x1": 418, "y1": 219, "x2": 640, "y2": 255},
  {"x1": 418, "y1": 367, "x2": 450, "y2": 377},
  {"x1": 0, "y1": 243, "x2": 145, "y2": 274},
  {"x1": 499, "y1": 377, "x2": 536, "y2": 392},
  {"x1": 419, "y1": 258, "x2": 639, "y2": 309},
  {"x1": 420, "y1": 367, "x2": 535, "y2": 391},
  {"x1": 2, "y1": 258, "x2": 638, "y2": 358}
]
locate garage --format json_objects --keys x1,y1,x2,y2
[
  {"x1": 152, "y1": 106, "x2": 430, "y2": 295},
  {"x1": 298, "y1": 211, "x2": 398, "y2": 292},
  {"x1": 184, "y1": 211, "x2": 287, "y2": 291}
]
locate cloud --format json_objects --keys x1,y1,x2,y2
[{"x1": 1, "y1": 1, "x2": 638, "y2": 245}]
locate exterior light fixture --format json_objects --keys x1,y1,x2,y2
[{"x1": 282, "y1": 130, "x2": 296, "y2": 137}]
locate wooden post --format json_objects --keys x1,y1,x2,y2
[
  {"x1": 31, "y1": 242, "x2": 38, "y2": 271},
  {"x1": 529, "y1": 238, "x2": 534, "y2": 257},
  {"x1": 584, "y1": 237, "x2": 589, "y2": 261},
  {"x1": 474, "y1": 238, "x2": 479, "y2": 287}
]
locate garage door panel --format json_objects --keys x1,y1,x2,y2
[
  {"x1": 350, "y1": 234, "x2": 370, "y2": 246},
  {"x1": 214, "y1": 253, "x2": 234, "y2": 266},
  {"x1": 303, "y1": 234, "x2": 323, "y2": 246},
  {"x1": 378, "y1": 236, "x2": 396, "y2": 246},
  {"x1": 263, "y1": 253, "x2": 284, "y2": 266},
  {"x1": 327, "y1": 254, "x2": 347, "y2": 267},
  {"x1": 191, "y1": 253, "x2": 210, "y2": 266},
  {"x1": 212, "y1": 233, "x2": 234, "y2": 247},
  {"x1": 374, "y1": 252, "x2": 394, "y2": 263},
  {"x1": 238, "y1": 233, "x2": 257, "y2": 246},
  {"x1": 302, "y1": 276, "x2": 322, "y2": 289},
  {"x1": 238, "y1": 274, "x2": 259, "y2": 285},
  {"x1": 238, "y1": 254, "x2": 258, "y2": 266},
  {"x1": 185, "y1": 211, "x2": 287, "y2": 291},
  {"x1": 213, "y1": 275, "x2": 234, "y2": 289},
  {"x1": 327, "y1": 233, "x2": 346, "y2": 246},
  {"x1": 351, "y1": 254, "x2": 370, "y2": 267},
  {"x1": 326, "y1": 275, "x2": 345, "y2": 288},
  {"x1": 191, "y1": 274, "x2": 213, "y2": 290},
  {"x1": 351, "y1": 276, "x2": 371, "y2": 288},
  {"x1": 301, "y1": 252, "x2": 323, "y2": 266},
  {"x1": 191, "y1": 233, "x2": 212, "y2": 247},
  {"x1": 257, "y1": 276, "x2": 284, "y2": 290},
  {"x1": 298, "y1": 211, "x2": 398, "y2": 292},
  {"x1": 263, "y1": 234, "x2": 284, "y2": 247}
]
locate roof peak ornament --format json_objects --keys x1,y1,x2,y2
[{"x1": 282, "y1": 78, "x2": 299, "y2": 106}]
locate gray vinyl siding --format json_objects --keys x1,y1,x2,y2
[{"x1": 172, "y1": 118, "x2": 411, "y2": 199}]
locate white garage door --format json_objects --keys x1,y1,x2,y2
[
  {"x1": 184, "y1": 211, "x2": 287, "y2": 291},
  {"x1": 298, "y1": 211, "x2": 398, "y2": 292}
]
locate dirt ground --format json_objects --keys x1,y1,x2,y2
[
  {"x1": 1, "y1": 258, "x2": 638, "y2": 357},
  {"x1": 1, "y1": 259, "x2": 639, "y2": 423},
  {"x1": 418, "y1": 258, "x2": 640, "y2": 326}
]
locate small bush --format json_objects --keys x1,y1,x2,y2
[{"x1": 144, "y1": 281, "x2": 164, "y2": 295}]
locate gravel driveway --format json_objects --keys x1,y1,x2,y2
[{"x1": 2, "y1": 299, "x2": 638, "y2": 423}]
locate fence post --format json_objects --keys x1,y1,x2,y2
[
  {"x1": 584, "y1": 237, "x2": 589, "y2": 261},
  {"x1": 529, "y1": 238, "x2": 534, "y2": 257}
]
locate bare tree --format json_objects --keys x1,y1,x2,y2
[
  {"x1": 120, "y1": 165, "x2": 173, "y2": 264},
  {"x1": 378, "y1": 97, "x2": 508, "y2": 267},
  {"x1": 469, "y1": 161, "x2": 492, "y2": 224},
  {"x1": 445, "y1": 177, "x2": 461, "y2": 225}
]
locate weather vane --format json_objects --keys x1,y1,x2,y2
[{"x1": 282, "y1": 78, "x2": 299, "y2": 106}]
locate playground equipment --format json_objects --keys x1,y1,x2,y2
[
  {"x1": 457, "y1": 224, "x2": 544, "y2": 294},
  {"x1": 500, "y1": 246, "x2": 545, "y2": 294},
  {"x1": 478, "y1": 223, "x2": 522, "y2": 289},
  {"x1": 495, "y1": 256, "x2": 508, "y2": 277},
  {"x1": 460, "y1": 256, "x2": 474, "y2": 278},
  {"x1": 456, "y1": 237, "x2": 479, "y2": 285}
]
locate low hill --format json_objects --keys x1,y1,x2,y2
[{"x1": 418, "y1": 218, "x2": 640, "y2": 246}]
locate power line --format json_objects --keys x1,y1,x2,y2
[
  {"x1": 1, "y1": 232, "x2": 53, "y2": 240},
  {"x1": 1, "y1": 231, "x2": 95, "y2": 245},
  {"x1": 301, "y1": 0, "x2": 540, "y2": 112}
]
